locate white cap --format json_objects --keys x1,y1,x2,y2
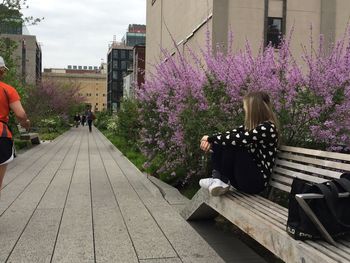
[{"x1": 0, "y1": 56, "x2": 9, "y2": 70}]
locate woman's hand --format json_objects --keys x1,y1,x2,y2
[
  {"x1": 20, "y1": 119, "x2": 30, "y2": 130},
  {"x1": 200, "y1": 135, "x2": 211, "y2": 152}
]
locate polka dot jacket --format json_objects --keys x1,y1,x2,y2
[{"x1": 207, "y1": 121, "x2": 278, "y2": 183}]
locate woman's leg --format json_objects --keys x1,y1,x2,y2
[
  {"x1": 0, "y1": 164, "x2": 8, "y2": 197},
  {"x1": 88, "y1": 120, "x2": 92, "y2": 132},
  {"x1": 210, "y1": 143, "x2": 233, "y2": 183},
  {"x1": 229, "y1": 148, "x2": 265, "y2": 194}
]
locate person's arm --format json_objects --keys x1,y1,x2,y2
[
  {"x1": 200, "y1": 125, "x2": 246, "y2": 152},
  {"x1": 9, "y1": 101, "x2": 30, "y2": 130},
  {"x1": 207, "y1": 122, "x2": 277, "y2": 147}
]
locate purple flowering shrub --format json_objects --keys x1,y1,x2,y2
[
  {"x1": 137, "y1": 31, "x2": 350, "y2": 179},
  {"x1": 25, "y1": 80, "x2": 85, "y2": 125}
]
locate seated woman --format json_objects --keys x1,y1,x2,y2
[{"x1": 199, "y1": 91, "x2": 279, "y2": 196}]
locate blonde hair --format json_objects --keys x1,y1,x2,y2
[{"x1": 243, "y1": 91, "x2": 279, "y2": 131}]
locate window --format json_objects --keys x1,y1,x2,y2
[
  {"x1": 112, "y1": 61, "x2": 119, "y2": 69},
  {"x1": 113, "y1": 71, "x2": 118, "y2": 80},
  {"x1": 267, "y1": 17, "x2": 283, "y2": 48},
  {"x1": 96, "y1": 93, "x2": 98, "y2": 96},
  {"x1": 121, "y1": 61, "x2": 127, "y2": 70},
  {"x1": 113, "y1": 50, "x2": 119, "y2": 59},
  {"x1": 103, "y1": 94, "x2": 106, "y2": 97},
  {"x1": 120, "y1": 50, "x2": 126, "y2": 59}
]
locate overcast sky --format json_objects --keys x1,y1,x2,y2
[{"x1": 22, "y1": 0, "x2": 146, "y2": 69}]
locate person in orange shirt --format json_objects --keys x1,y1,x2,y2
[{"x1": 0, "y1": 56, "x2": 30, "y2": 197}]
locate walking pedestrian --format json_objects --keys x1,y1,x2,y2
[
  {"x1": 87, "y1": 109, "x2": 95, "y2": 132},
  {"x1": 0, "y1": 56, "x2": 30, "y2": 197},
  {"x1": 73, "y1": 114, "x2": 80, "y2": 128},
  {"x1": 81, "y1": 114, "x2": 86, "y2": 126}
]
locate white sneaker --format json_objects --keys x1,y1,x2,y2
[
  {"x1": 199, "y1": 178, "x2": 230, "y2": 196},
  {"x1": 199, "y1": 178, "x2": 216, "y2": 189},
  {"x1": 210, "y1": 179, "x2": 230, "y2": 196}
]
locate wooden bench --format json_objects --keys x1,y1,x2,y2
[
  {"x1": 181, "y1": 146, "x2": 350, "y2": 263},
  {"x1": 20, "y1": 133, "x2": 40, "y2": 145}
]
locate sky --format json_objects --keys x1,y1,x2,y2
[{"x1": 22, "y1": 0, "x2": 146, "y2": 69}]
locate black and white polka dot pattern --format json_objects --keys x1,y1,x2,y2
[{"x1": 208, "y1": 121, "x2": 278, "y2": 183}]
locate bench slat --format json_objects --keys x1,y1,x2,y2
[
  {"x1": 280, "y1": 146, "x2": 350, "y2": 162},
  {"x1": 270, "y1": 173, "x2": 293, "y2": 185},
  {"x1": 233, "y1": 192, "x2": 287, "y2": 222},
  {"x1": 276, "y1": 159, "x2": 342, "y2": 179},
  {"x1": 305, "y1": 241, "x2": 350, "y2": 262},
  {"x1": 278, "y1": 152, "x2": 350, "y2": 172},
  {"x1": 228, "y1": 194, "x2": 286, "y2": 229},
  {"x1": 272, "y1": 167, "x2": 327, "y2": 184},
  {"x1": 269, "y1": 181, "x2": 291, "y2": 193},
  {"x1": 237, "y1": 191, "x2": 288, "y2": 217}
]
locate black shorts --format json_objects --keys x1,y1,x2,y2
[{"x1": 0, "y1": 138, "x2": 14, "y2": 165}]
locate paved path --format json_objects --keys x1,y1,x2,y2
[{"x1": 0, "y1": 127, "x2": 224, "y2": 263}]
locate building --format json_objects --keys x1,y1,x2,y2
[
  {"x1": 123, "y1": 72, "x2": 134, "y2": 99},
  {"x1": 133, "y1": 45, "x2": 146, "y2": 89},
  {"x1": 146, "y1": 0, "x2": 350, "y2": 76},
  {"x1": 0, "y1": 33, "x2": 42, "y2": 86},
  {"x1": 107, "y1": 42, "x2": 133, "y2": 111},
  {"x1": 1, "y1": 6, "x2": 42, "y2": 86},
  {"x1": 43, "y1": 65, "x2": 107, "y2": 112},
  {"x1": 122, "y1": 24, "x2": 146, "y2": 47},
  {"x1": 107, "y1": 24, "x2": 146, "y2": 111}
]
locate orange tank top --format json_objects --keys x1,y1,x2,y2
[{"x1": 0, "y1": 81, "x2": 20, "y2": 139}]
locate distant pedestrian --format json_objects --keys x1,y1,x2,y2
[
  {"x1": 0, "y1": 56, "x2": 30, "y2": 198},
  {"x1": 87, "y1": 109, "x2": 95, "y2": 132},
  {"x1": 81, "y1": 114, "x2": 86, "y2": 126},
  {"x1": 73, "y1": 114, "x2": 80, "y2": 128}
]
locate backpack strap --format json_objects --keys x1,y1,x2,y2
[{"x1": 1, "y1": 87, "x2": 12, "y2": 136}]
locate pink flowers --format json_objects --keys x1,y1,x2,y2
[{"x1": 136, "y1": 29, "x2": 350, "y2": 177}]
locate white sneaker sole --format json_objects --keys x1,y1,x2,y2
[{"x1": 209, "y1": 185, "x2": 230, "y2": 196}]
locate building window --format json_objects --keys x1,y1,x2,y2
[
  {"x1": 121, "y1": 61, "x2": 127, "y2": 70},
  {"x1": 113, "y1": 50, "x2": 119, "y2": 59},
  {"x1": 113, "y1": 71, "x2": 118, "y2": 80},
  {"x1": 96, "y1": 93, "x2": 98, "y2": 96},
  {"x1": 103, "y1": 94, "x2": 106, "y2": 97},
  {"x1": 267, "y1": 17, "x2": 283, "y2": 48},
  {"x1": 120, "y1": 50, "x2": 126, "y2": 59}
]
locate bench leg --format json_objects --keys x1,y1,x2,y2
[{"x1": 31, "y1": 137, "x2": 40, "y2": 145}]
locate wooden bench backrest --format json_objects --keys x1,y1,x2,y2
[{"x1": 270, "y1": 146, "x2": 350, "y2": 193}]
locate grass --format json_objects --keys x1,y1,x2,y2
[
  {"x1": 180, "y1": 185, "x2": 200, "y2": 199},
  {"x1": 39, "y1": 127, "x2": 69, "y2": 141},
  {"x1": 14, "y1": 139, "x2": 31, "y2": 150},
  {"x1": 102, "y1": 130, "x2": 147, "y2": 172}
]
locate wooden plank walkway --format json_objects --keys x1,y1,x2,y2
[{"x1": 0, "y1": 127, "x2": 224, "y2": 263}]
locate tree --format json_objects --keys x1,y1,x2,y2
[
  {"x1": 24, "y1": 80, "x2": 86, "y2": 125},
  {"x1": 0, "y1": 0, "x2": 42, "y2": 31}
]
